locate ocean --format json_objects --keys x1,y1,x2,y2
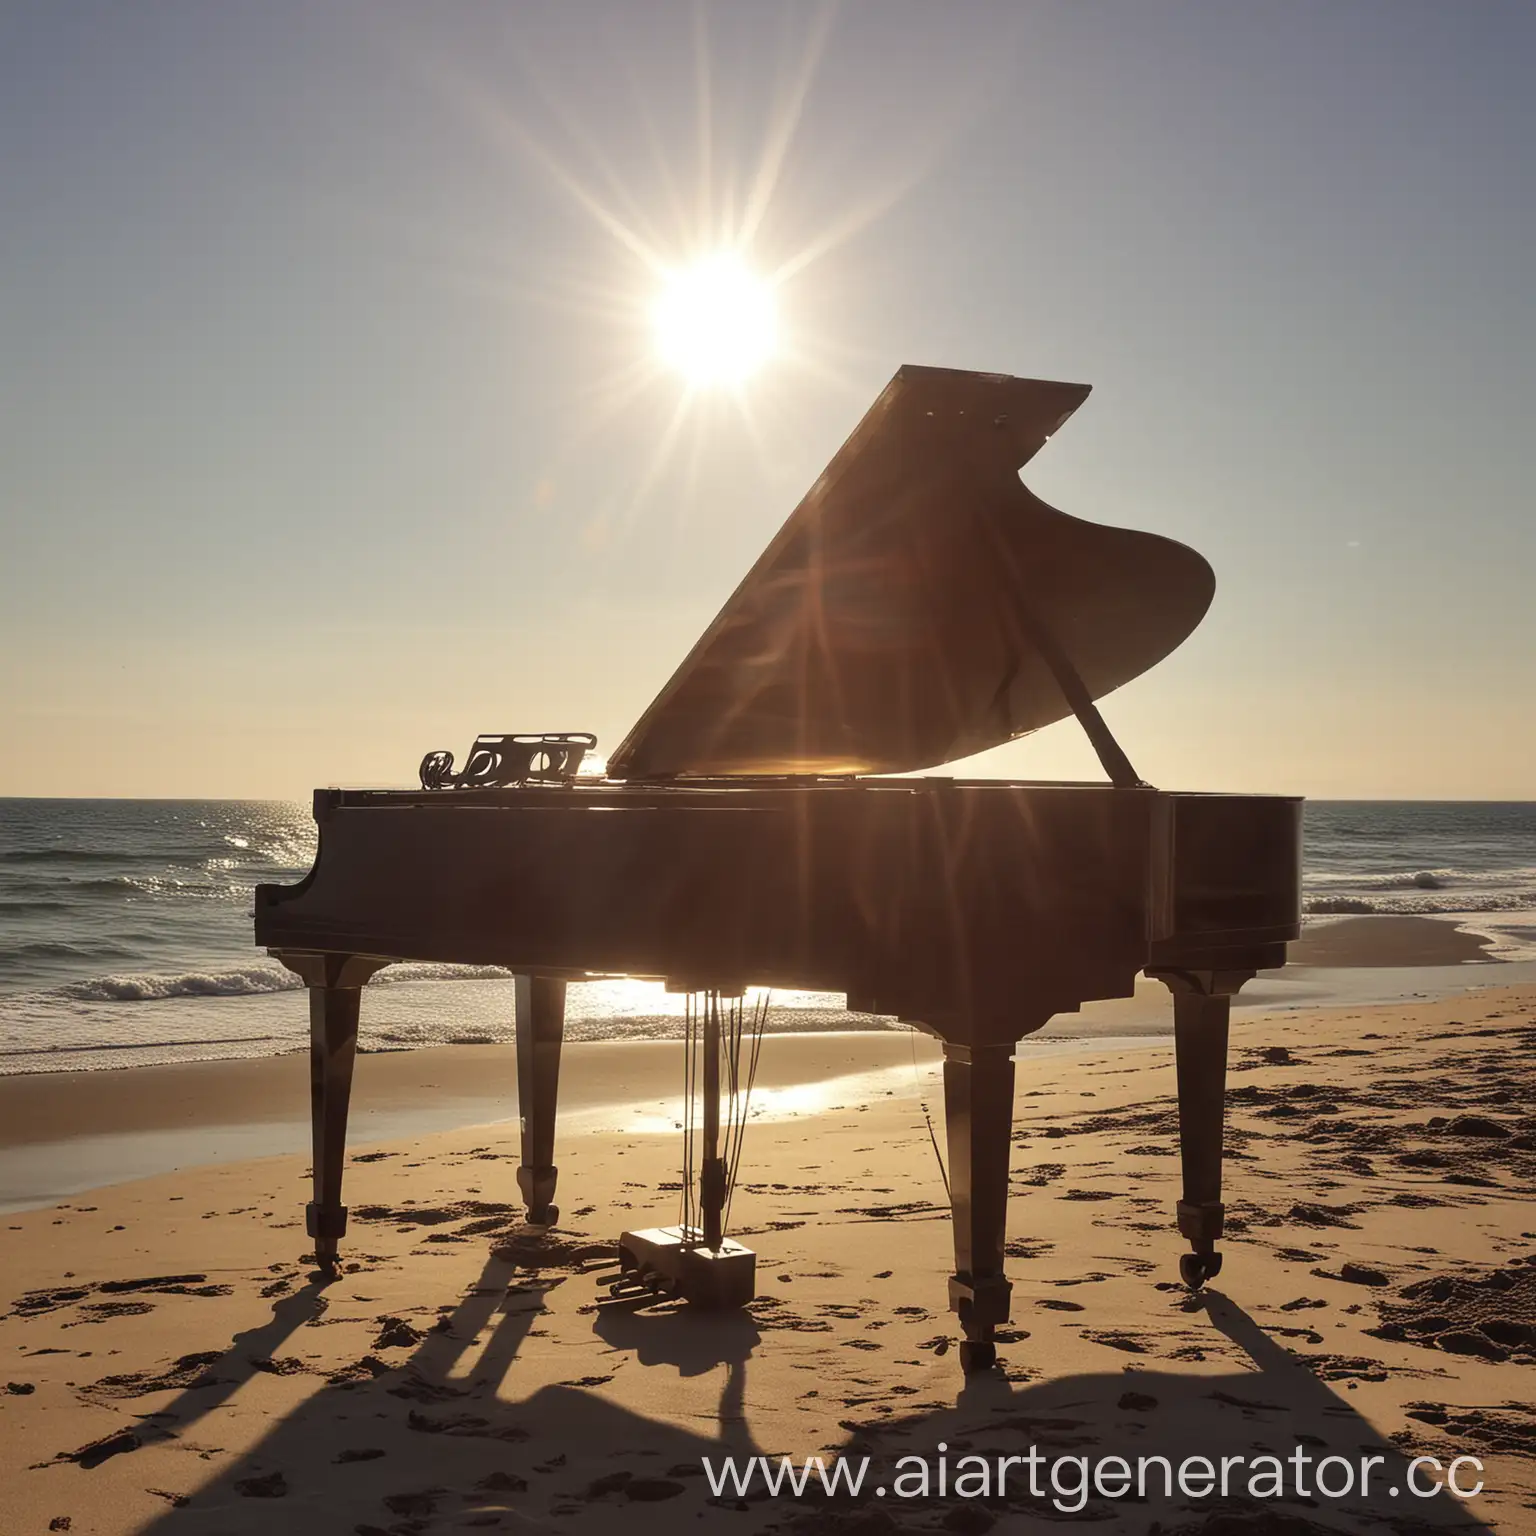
[{"x1": 2, "y1": 798, "x2": 1534, "y2": 1076}]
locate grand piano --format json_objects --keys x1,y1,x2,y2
[{"x1": 255, "y1": 366, "x2": 1301, "y2": 1371}]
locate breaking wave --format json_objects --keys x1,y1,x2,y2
[
  {"x1": 376, "y1": 963, "x2": 514, "y2": 985},
  {"x1": 59, "y1": 967, "x2": 306, "y2": 1002},
  {"x1": 1305, "y1": 892, "x2": 1536, "y2": 916},
  {"x1": 1304, "y1": 861, "x2": 1536, "y2": 917},
  {"x1": 47, "y1": 961, "x2": 516, "y2": 1005},
  {"x1": 0, "y1": 1033, "x2": 290, "y2": 1060},
  {"x1": 1306, "y1": 867, "x2": 1536, "y2": 893}
]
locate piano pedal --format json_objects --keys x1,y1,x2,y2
[
  {"x1": 607, "y1": 1274, "x2": 676, "y2": 1303},
  {"x1": 616, "y1": 1226, "x2": 756, "y2": 1310}
]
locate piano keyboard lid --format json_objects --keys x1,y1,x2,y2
[{"x1": 607, "y1": 365, "x2": 1215, "y2": 781}]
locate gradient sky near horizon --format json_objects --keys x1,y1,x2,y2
[{"x1": 2, "y1": 1, "x2": 1532, "y2": 800}]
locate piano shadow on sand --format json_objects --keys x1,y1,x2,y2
[{"x1": 110, "y1": 1244, "x2": 1496, "y2": 1536}]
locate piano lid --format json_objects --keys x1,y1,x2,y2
[{"x1": 607, "y1": 365, "x2": 1214, "y2": 781}]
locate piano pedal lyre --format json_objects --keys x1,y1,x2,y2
[
  {"x1": 614, "y1": 986, "x2": 761, "y2": 1311},
  {"x1": 614, "y1": 1225, "x2": 756, "y2": 1309}
]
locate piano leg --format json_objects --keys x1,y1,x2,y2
[
  {"x1": 308, "y1": 983, "x2": 360, "y2": 1269},
  {"x1": 515, "y1": 975, "x2": 566, "y2": 1226},
  {"x1": 941, "y1": 1041, "x2": 1016, "y2": 1373},
  {"x1": 1153, "y1": 969, "x2": 1247, "y2": 1290},
  {"x1": 274, "y1": 952, "x2": 384, "y2": 1271}
]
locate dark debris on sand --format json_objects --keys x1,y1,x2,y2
[
  {"x1": 9, "y1": 1275, "x2": 233, "y2": 1319},
  {"x1": 51, "y1": 1429, "x2": 143, "y2": 1469},
  {"x1": 233, "y1": 1471, "x2": 288, "y2": 1499},
  {"x1": 1370, "y1": 1254, "x2": 1536, "y2": 1364},
  {"x1": 349, "y1": 1202, "x2": 615, "y2": 1273},
  {"x1": 1166, "y1": 1515, "x2": 1438, "y2": 1536},
  {"x1": 1003, "y1": 1021, "x2": 1536, "y2": 1211},
  {"x1": 1403, "y1": 1399, "x2": 1536, "y2": 1454},
  {"x1": 774, "y1": 1488, "x2": 1444, "y2": 1536},
  {"x1": 82, "y1": 1350, "x2": 230, "y2": 1399}
]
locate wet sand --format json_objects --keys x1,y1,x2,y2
[
  {"x1": 1286, "y1": 915, "x2": 1500, "y2": 968},
  {"x1": 0, "y1": 1033, "x2": 940, "y2": 1152}
]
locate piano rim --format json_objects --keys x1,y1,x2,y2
[
  {"x1": 254, "y1": 779, "x2": 1301, "y2": 993},
  {"x1": 303, "y1": 779, "x2": 1307, "y2": 812}
]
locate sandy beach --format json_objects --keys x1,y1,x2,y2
[{"x1": 1, "y1": 917, "x2": 1532, "y2": 1535}]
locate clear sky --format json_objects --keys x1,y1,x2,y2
[{"x1": 2, "y1": 1, "x2": 1532, "y2": 800}]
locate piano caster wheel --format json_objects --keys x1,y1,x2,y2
[
  {"x1": 1179, "y1": 1251, "x2": 1222, "y2": 1290},
  {"x1": 526, "y1": 1205, "x2": 559, "y2": 1228},
  {"x1": 959, "y1": 1340, "x2": 997, "y2": 1373}
]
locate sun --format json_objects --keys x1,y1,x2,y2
[{"x1": 652, "y1": 255, "x2": 777, "y2": 387}]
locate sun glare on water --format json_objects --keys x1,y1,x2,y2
[{"x1": 652, "y1": 255, "x2": 777, "y2": 387}]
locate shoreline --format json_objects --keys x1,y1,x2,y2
[
  {"x1": 0, "y1": 906, "x2": 1515, "y2": 1133},
  {"x1": 0, "y1": 914, "x2": 1519, "y2": 1078},
  {"x1": 1, "y1": 914, "x2": 1529, "y2": 1213}
]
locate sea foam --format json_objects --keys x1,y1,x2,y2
[
  {"x1": 60, "y1": 966, "x2": 306, "y2": 1002},
  {"x1": 51, "y1": 961, "x2": 522, "y2": 1004}
]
